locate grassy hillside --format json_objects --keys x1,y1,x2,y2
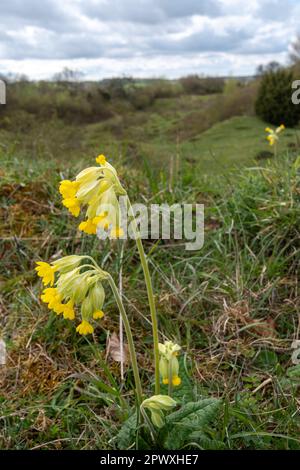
[{"x1": 0, "y1": 81, "x2": 300, "y2": 449}]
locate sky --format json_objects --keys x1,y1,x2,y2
[{"x1": 0, "y1": 0, "x2": 299, "y2": 80}]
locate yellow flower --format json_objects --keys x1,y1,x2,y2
[
  {"x1": 95, "y1": 154, "x2": 106, "y2": 165},
  {"x1": 35, "y1": 262, "x2": 57, "y2": 286},
  {"x1": 265, "y1": 124, "x2": 285, "y2": 147},
  {"x1": 94, "y1": 215, "x2": 110, "y2": 230},
  {"x1": 76, "y1": 320, "x2": 94, "y2": 335},
  {"x1": 78, "y1": 219, "x2": 97, "y2": 235},
  {"x1": 63, "y1": 300, "x2": 75, "y2": 320},
  {"x1": 40, "y1": 287, "x2": 64, "y2": 314},
  {"x1": 79, "y1": 214, "x2": 110, "y2": 236},
  {"x1": 62, "y1": 197, "x2": 80, "y2": 217},
  {"x1": 41, "y1": 287, "x2": 58, "y2": 303},
  {"x1": 59, "y1": 180, "x2": 79, "y2": 199},
  {"x1": 172, "y1": 375, "x2": 181, "y2": 386},
  {"x1": 159, "y1": 340, "x2": 181, "y2": 387},
  {"x1": 59, "y1": 155, "x2": 126, "y2": 238},
  {"x1": 93, "y1": 310, "x2": 104, "y2": 319},
  {"x1": 276, "y1": 124, "x2": 285, "y2": 133},
  {"x1": 37, "y1": 256, "x2": 108, "y2": 335}
]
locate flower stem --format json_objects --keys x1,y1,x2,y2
[
  {"x1": 126, "y1": 197, "x2": 160, "y2": 395},
  {"x1": 107, "y1": 274, "x2": 143, "y2": 406},
  {"x1": 168, "y1": 361, "x2": 173, "y2": 397}
]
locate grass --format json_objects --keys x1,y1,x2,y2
[{"x1": 0, "y1": 87, "x2": 300, "y2": 449}]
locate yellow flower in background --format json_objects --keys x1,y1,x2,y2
[
  {"x1": 35, "y1": 262, "x2": 57, "y2": 286},
  {"x1": 59, "y1": 154, "x2": 126, "y2": 238},
  {"x1": 265, "y1": 124, "x2": 285, "y2": 147},
  {"x1": 158, "y1": 340, "x2": 181, "y2": 387},
  {"x1": 36, "y1": 256, "x2": 107, "y2": 335},
  {"x1": 95, "y1": 154, "x2": 106, "y2": 165}
]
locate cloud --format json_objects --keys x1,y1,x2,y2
[
  {"x1": 0, "y1": 0, "x2": 297, "y2": 77},
  {"x1": 81, "y1": 0, "x2": 221, "y2": 24}
]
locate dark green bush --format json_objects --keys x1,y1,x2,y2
[{"x1": 255, "y1": 68, "x2": 300, "y2": 127}]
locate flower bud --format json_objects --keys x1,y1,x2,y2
[
  {"x1": 141, "y1": 395, "x2": 176, "y2": 429},
  {"x1": 142, "y1": 395, "x2": 177, "y2": 411},
  {"x1": 158, "y1": 340, "x2": 181, "y2": 387},
  {"x1": 89, "y1": 282, "x2": 105, "y2": 312}
]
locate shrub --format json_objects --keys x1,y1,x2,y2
[
  {"x1": 180, "y1": 75, "x2": 224, "y2": 95},
  {"x1": 255, "y1": 68, "x2": 300, "y2": 127},
  {"x1": 218, "y1": 81, "x2": 258, "y2": 121},
  {"x1": 126, "y1": 86, "x2": 156, "y2": 110}
]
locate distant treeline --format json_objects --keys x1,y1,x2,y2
[{"x1": 0, "y1": 74, "x2": 253, "y2": 126}]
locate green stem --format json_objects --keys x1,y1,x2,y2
[
  {"x1": 126, "y1": 196, "x2": 160, "y2": 395},
  {"x1": 168, "y1": 361, "x2": 173, "y2": 397},
  {"x1": 140, "y1": 406, "x2": 156, "y2": 442},
  {"x1": 107, "y1": 274, "x2": 143, "y2": 406}
]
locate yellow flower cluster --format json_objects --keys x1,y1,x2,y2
[
  {"x1": 35, "y1": 255, "x2": 107, "y2": 335},
  {"x1": 265, "y1": 124, "x2": 285, "y2": 146},
  {"x1": 158, "y1": 340, "x2": 181, "y2": 387},
  {"x1": 59, "y1": 154, "x2": 126, "y2": 238}
]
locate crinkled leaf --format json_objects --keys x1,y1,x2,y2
[
  {"x1": 116, "y1": 412, "x2": 138, "y2": 449},
  {"x1": 163, "y1": 398, "x2": 221, "y2": 450}
]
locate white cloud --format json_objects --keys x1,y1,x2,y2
[{"x1": 0, "y1": 0, "x2": 298, "y2": 78}]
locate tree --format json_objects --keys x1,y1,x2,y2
[
  {"x1": 52, "y1": 67, "x2": 84, "y2": 83},
  {"x1": 255, "y1": 68, "x2": 300, "y2": 127},
  {"x1": 256, "y1": 61, "x2": 281, "y2": 76},
  {"x1": 290, "y1": 35, "x2": 300, "y2": 65}
]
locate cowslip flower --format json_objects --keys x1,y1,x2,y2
[
  {"x1": 36, "y1": 255, "x2": 108, "y2": 335},
  {"x1": 59, "y1": 154, "x2": 126, "y2": 238},
  {"x1": 35, "y1": 262, "x2": 57, "y2": 286},
  {"x1": 159, "y1": 341, "x2": 181, "y2": 387},
  {"x1": 265, "y1": 124, "x2": 285, "y2": 146},
  {"x1": 141, "y1": 395, "x2": 176, "y2": 428}
]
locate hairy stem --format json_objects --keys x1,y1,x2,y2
[
  {"x1": 107, "y1": 274, "x2": 143, "y2": 406},
  {"x1": 168, "y1": 361, "x2": 173, "y2": 397},
  {"x1": 126, "y1": 196, "x2": 160, "y2": 395}
]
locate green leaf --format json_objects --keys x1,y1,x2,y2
[
  {"x1": 163, "y1": 398, "x2": 221, "y2": 450},
  {"x1": 188, "y1": 432, "x2": 226, "y2": 449},
  {"x1": 116, "y1": 412, "x2": 138, "y2": 449},
  {"x1": 287, "y1": 364, "x2": 300, "y2": 378}
]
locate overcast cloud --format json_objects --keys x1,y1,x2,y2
[{"x1": 0, "y1": 0, "x2": 298, "y2": 79}]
